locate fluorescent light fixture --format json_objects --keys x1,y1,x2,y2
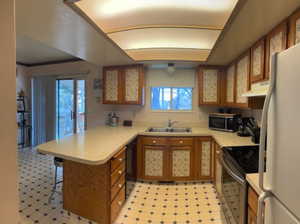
[
  {"x1": 72, "y1": 0, "x2": 238, "y2": 61},
  {"x1": 98, "y1": 0, "x2": 235, "y2": 17}
]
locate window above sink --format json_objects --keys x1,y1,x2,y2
[{"x1": 151, "y1": 87, "x2": 193, "y2": 111}]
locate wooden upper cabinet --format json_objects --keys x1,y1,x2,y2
[
  {"x1": 235, "y1": 51, "x2": 251, "y2": 107},
  {"x1": 198, "y1": 67, "x2": 221, "y2": 106},
  {"x1": 103, "y1": 65, "x2": 145, "y2": 105},
  {"x1": 250, "y1": 38, "x2": 266, "y2": 83},
  {"x1": 225, "y1": 63, "x2": 236, "y2": 106},
  {"x1": 288, "y1": 10, "x2": 300, "y2": 47},
  {"x1": 265, "y1": 22, "x2": 288, "y2": 80}
]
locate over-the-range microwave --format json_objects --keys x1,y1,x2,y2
[{"x1": 209, "y1": 113, "x2": 238, "y2": 132}]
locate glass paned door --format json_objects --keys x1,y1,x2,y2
[{"x1": 56, "y1": 79, "x2": 86, "y2": 139}]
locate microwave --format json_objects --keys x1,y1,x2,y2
[{"x1": 209, "y1": 113, "x2": 238, "y2": 132}]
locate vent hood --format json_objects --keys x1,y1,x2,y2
[{"x1": 242, "y1": 81, "x2": 269, "y2": 97}]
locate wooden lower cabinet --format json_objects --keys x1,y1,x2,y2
[
  {"x1": 138, "y1": 136, "x2": 212, "y2": 181},
  {"x1": 63, "y1": 147, "x2": 126, "y2": 224},
  {"x1": 247, "y1": 186, "x2": 261, "y2": 224},
  {"x1": 248, "y1": 207, "x2": 257, "y2": 224}
]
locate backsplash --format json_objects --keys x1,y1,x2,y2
[{"x1": 106, "y1": 67, "x2": 219, "y2": 127}]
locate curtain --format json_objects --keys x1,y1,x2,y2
[{"x1": 32, "y1": 76, "x2": 56, "y2": 146}]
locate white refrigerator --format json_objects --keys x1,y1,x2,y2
[{"x1": 258, "y1": 44, "x2": 300, "y2": 224}]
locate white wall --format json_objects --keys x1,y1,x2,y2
[
  {"x1": 110, "y1": 68, "x2": 219, "y2": 127},
  {"x1": 27, "y1": 61, "x2": 114, "y2": 128},
  {"x1": 0, "y1": 0, "x2": 20, "y2": 222}
]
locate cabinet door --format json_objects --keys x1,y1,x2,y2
[
  {"x1": 235, "y1": 51, "x2": 250, "y2": 107},
  {"x1": 123, "y1": 65, "x2": 144, "y2": 105},
  {"x1": 288, "y1": 10, "x2": 300, "y2": 47},
  {"x1": 265, "y1": 22, "x2": 287, "y2": 80},
  {"x1": 250, "y1": 38, "x2": 265, "y2": 83},
  {"x1": 103, "y1": 67, "x2": 121, "y2": 104},
  {"x1": 143, "y1": 145, "x2": 166, "y2": 180},
  {"x1": 225, "y1": 64, "x2": 236, "y2": 106},
  {"x1": 170, "y1": 146, "x2": 193, "y2": 180},
  {"x1": 196, "y1": 137, "x2": 213, "y2": 179},
  {"x1": 198, "y1": 67, "x2": 220, "y2": 105}
]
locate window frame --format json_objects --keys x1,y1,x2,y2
[{"x1": 150, "y1": 86, "x2": 194, "y2": 112}]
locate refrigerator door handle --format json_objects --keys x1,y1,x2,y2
[
  {"x1": 257, "y1": 191, "x2": 271, "y2": 224},
  {"x1": 259, "y1": 53, "x2": 278, "y2": 192}
]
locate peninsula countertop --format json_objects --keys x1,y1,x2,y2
[{"x1": 37, "y1": 125, "x2": 257, "y2": 165}]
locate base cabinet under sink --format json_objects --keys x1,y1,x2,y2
[{"x1": 137, "y1": 136, "x2": 214, "y2": 181}]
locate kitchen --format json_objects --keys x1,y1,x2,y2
[{"x1": 1, "y1": 0, "x2": 300, "y2": 224}]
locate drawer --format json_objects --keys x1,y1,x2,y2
[
  {"x1": 111, "y1": 148, "x2": 126, "y2": 172},
  {"x1": 111, "y1": 174, "x2": 125, "y2": 202},
  {"x1": 169, "y1": 137, "x2": 193, "y2": 146},
  {"x1": 111, "y1": 186, "x2": 125, "y2": 223},
  {"x1": 248, "y1": 186, "x2": 259, "y2": 213},
  {"x1": 111, "y1": 161, "x2": 125, "y2": 187},
  {"x1": 142, "y1": 137, "x2": 168, "y2": 146}
]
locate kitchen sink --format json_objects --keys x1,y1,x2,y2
[{"x1": 147, "y1": 127, "x2": 192, "y2": 133}]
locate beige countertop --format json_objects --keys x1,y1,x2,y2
[
  {"x1": 37, "y1": 125, "x2": 257, "y2": 165},
  {"x1": 246, "y1": 173, "x2": 262, "y2": 195}
]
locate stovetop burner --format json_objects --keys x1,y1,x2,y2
[{"x1": 223, "y1": 146, "x2": 259, "y2": 175}]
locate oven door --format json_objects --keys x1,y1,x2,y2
[{"x1": 220, "y1": 155, "x2": 247, "y2": 224}]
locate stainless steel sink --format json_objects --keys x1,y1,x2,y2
[{"x1": 147, "y1": 127, "x2": 192, "y2": 133}]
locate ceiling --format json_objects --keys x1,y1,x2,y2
[
  {"x1": 15, "y1": 0, "x2": 300, "y2": 67},
  {"x1": 73, "y1": 0, "x2": 238, "y2": 62},
  {"x1": 16, "y1": 0, "x2": 134, "y2": 66},
  {"x1": 207, "y1": 0, "x2": 300, "y2": 65},
  {"x1": 16, "y1": 36, "x2": 78, "y2": 65}
]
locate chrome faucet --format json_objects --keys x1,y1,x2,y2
[{"x1": 167, "y1": 119, "x2": 178, "y2": 128}]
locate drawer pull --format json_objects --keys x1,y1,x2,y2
[
  {"x1": 179, "y1": 140, "x2": 183, "y2": 144},
  {"x1": 152, "y1": 140, "x2": 156, "y2": 144},
  {"x1": 118, "y1": 158, "x2": 123, "y2": 162},
  {"x1": 118, "y1": 201, "x2": 122, "y2": 206},
  {"x1": 118, "y1": 184, "x2": 122, "y2": 188},
  {"x1": 118, "y1": 170, "x2": 122, "y2": 175},
  {"x1": 216, "y1": 151, "x2": 220, "y2": 154}
]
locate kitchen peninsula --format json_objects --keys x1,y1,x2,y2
[{"x1": 37, "y1": 125, "x2": 256, "y2": 223}]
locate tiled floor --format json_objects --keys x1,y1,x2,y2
[
  {"x1": 18, "y1": 148, "x2": 225, "y2": 224},
  {"x1": 116, "y1": 181, "x2": 224, "y2": 224},
  {"x1": 18, "y1": 148, "x2": 95, "y2": 224}
]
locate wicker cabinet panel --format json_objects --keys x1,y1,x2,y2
[
  {"x1": 203, "y1": 69, "x2": 218, "y2": 103},
  {"x1": 124, "y1": 68, "x2": 140, "y2": 103},
  {"x1": 200, "y1": 141, "x2": 212, "y2": 177},
  {"x1": 171, "y1": 149, "x2": 191, "y2": 177},
  {"x1": 226, "y1": 64, "x2": 235, "y2": 104},
  {"x1": 104, "y1": 69, "x2": 119, "y2": 103},
  {"x1": 236, "y1": 53, "x2": 250, "y2": 104},
  {"x1": 144, "y1": 147, "x2": 164, "y2": 177}
]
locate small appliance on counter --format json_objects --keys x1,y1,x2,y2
[
  {"x1": 209, "y1": 113, "x2": 239, "y2": 132},
  {"x1": 236, "y1": 117, "x2": 261, "y2": 143},
  {"x1": 107, "y1": 112, "x2": 119, "y2": 127}
]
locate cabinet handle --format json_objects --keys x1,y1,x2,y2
[
  {"x1": 118, "y1": 184, "x2": 122, "y2": 188},
  {"x1": 119, "y1": 158, "x2": 123, "y2": 162},
  {"x1": 179, "y1": 140, "x2": 183, "y2": 144},
  {"x1": 118, "y1": 201, "x2": 122, "y2": 206},
  {"x1": 118, "y1": 170, "x2": 122, "y2": 175},
  {"x1": 216, "y1": 151, "x2": 220, "y2": 154},
  {"x1": 152, "y1": 140, "x2": 156, "y2": 144}
]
